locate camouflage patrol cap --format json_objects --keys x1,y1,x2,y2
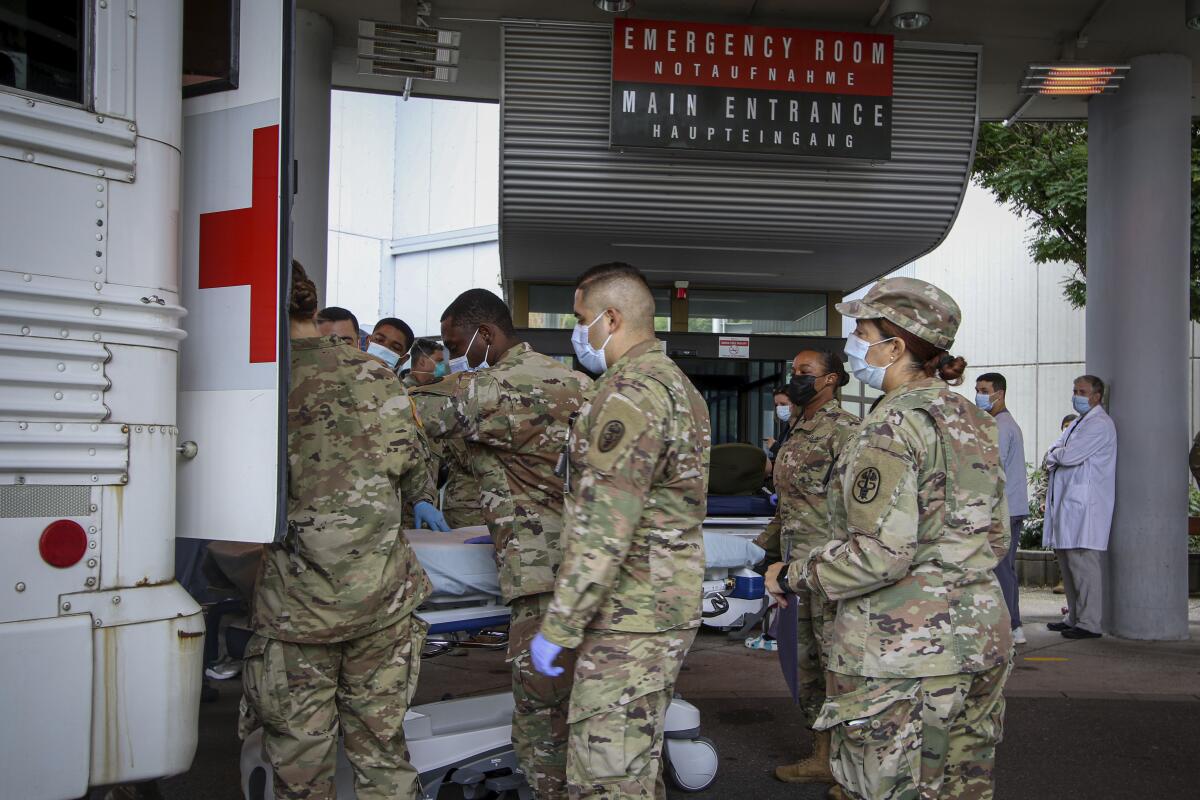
[{"x1": 836, "y1": 277, "x2": 961, "y2": 350}]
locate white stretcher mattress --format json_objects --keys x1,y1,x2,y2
[{"x1": 406, "y1": 527, "x2": 765, "y2": 598}]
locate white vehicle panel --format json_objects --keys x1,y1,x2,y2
[
  {"x1": 91, "y1": 0, "x2": 138, "y2": 124},
  {"x1": 176, "y1": 0, "x2": 285, "y2": 544},
  {"x1": 105, "y1": 342, "x2": 178, "y2": 424},
  {"x1": 0, "y1": 615, "x2": 94, "y2": 800},
  {"x1": 89, "y1": 604, "x2": 204, "y2": 786},
  {"x1": 0, "y1": 156, "x2": 113, "y2": 284},
  {"x1": 0, "y1": 91, "x2": 136, "y2": 180},
  {"x1": 0, "y1": 488, "x2": 99, "y2": 623},
  {"x1": 0, "y1": 337, "x2": 111, "y2": 422},
  {"x1": 177, "y1": 388, "x2": 279, "y2": 541},
  {"x1": 0, "y1": 421, "x2": 128, "y2": 486},
  {"x1": 107, "y1": 138, "x2": 182, "y2": 292},
  {"x1": 100, "y1": 427, "x2": 178, "y2": 588},
  {"x1": 0, "y1": 271, "x2": 186, "y2": 350}
]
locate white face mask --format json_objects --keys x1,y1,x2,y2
[
  {"x1": 448, "y1": 328, "x2": 490, "y2": 374},
  {"x1": 775, "y1": 405, "x2": 792, "y2": 423},
  {"x1": 366, "y1": 340, "x2": 402, "y2": 370},
  {"x1": 844, "y1": 332, "x2": 897, "y2": 391},
  {"x1": 571, "y1": 312, "x2": 613, "y2": 375}
]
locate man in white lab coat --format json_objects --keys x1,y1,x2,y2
[{"x1": 1042, "y1": 375, "x2": 1118, "y2": 639}]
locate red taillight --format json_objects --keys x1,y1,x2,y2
[{"x1": 39, "y1": 520, "x2": 88, "y2": 568}]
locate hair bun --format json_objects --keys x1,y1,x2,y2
[
  {"x1": 937, "y1": 354, "x2": 967, "y2": 385},
  {"x1": 289, "y1": 261, "x2": 319, "y2": 319}
]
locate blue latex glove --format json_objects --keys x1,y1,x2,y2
[
  {"x1": 530, "y1": 633, "x2": 565, "y2": 677},
  {"x1": 413, "y1": 501, "x2": 451, "y2": 532},
  {"x1": 770, "y1": 493, "x2": 779, "y2": 507}
]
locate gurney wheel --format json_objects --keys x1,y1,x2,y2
[{"x1": 665, "y1": 736, "x2": 718, "y2": 792}]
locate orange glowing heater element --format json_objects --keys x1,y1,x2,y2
[{"x1": 1020, "y1": 63, "x2": 1129, "y2": 96}]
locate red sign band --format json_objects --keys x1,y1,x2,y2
[{"x1": 613, "y1": 19, "x2": 893, "y2": 97}]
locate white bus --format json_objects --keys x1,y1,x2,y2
[{"x1": 0, "y1": 2, "x2": 293, "y2": 797}]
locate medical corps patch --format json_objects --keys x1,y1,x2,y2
[
  {"x1": 598, "y1": 420, "x2": 626, "y2": 453},
  {"x1": 853, "y1": 466, "x2": 881, "y2": 503}
]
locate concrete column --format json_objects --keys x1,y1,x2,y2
[
  {"x1": 1087, "y1": 54, "x2": 1191, "y2": 640},
  {"x1": 293, "y1": 10, "x2": 333, "y2": 302}
]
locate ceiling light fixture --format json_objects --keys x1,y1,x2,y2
[
  {"x1": 1188, "y1": 0, "x2": 1200, "y2": 30},
  {"x1": 891, "y1": 0, "x2": 932, "y2": 31},
  {"x1": 595, "y1": 0, "x2": 634, "y2": 12},
  {"x1": 1019, "y1": 63, "x2": 1129, "y2": 96}
]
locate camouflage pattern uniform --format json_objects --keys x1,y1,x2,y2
[
  {"x1": 785, "y1": 280, "x2": 1013, "y2": 800},
  {"x1": 756, "y1": 399, "x2": 860, "y2": 726},
  {"x1": 241, "y1": 335, "x2": 435, "y2": 800},
  {"x1": 421, "y1": 342, "x2": 591, "y2": 799},
  {"x1": 409, "y1": 374, "x2": 487, "y2": 528},
  {"x1": 540, "y1": 339, "x2": 711, "y2": 800}
]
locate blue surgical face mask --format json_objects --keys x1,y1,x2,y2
[
  {"x1": 572, "y1": 312, "x2": 613, "y2": 375},
  {"x1": 448, "y1": 328, "x2": 490, "y2": 374},
  {"x1": 975, "y1": 392, "x2": 993, "y2": 411},
  {"x1": 367, "y1": 340, "x2": 402, "y2": 370},
  {"x1": 1072, "y1": 395, "x2": 1092, "y2": 415},
  {"x1": 844, "y1": 332, "x2": 896, "y2": 391},
  {"x1": 432, "y1": 361, "x2": 448, "y2": 378},
  {"x1": 776, "y1": 405, "x2": 792, "y2": 423}
]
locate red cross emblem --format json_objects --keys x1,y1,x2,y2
[{"x1": 198, "y1": 125, "x2": 280, "y2": 364}]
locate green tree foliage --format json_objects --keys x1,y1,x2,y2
[{"x1": 972, "y1": 122, "x2": 1200, "y2": 321}]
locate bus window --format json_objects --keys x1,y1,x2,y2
[
  {"x1": 183, "y1": 0, "x2": 240, "y2": 97},
  {"x1": 0, "y1": 0, "x2": 86, "y2": 105}
]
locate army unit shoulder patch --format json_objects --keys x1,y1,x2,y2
[
  {"x1": 852, "y1": 466, "x2": 881, "y2": 503},
  {"x1": 598, "y1": 420, "x2": 626, "y2": 453}
]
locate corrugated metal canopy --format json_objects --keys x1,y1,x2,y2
[{"x1": 499, "y1": 22, "x2": 979, "y2": 293}]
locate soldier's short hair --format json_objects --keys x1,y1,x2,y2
[
  {"x1": 977, "y1": 372, "x2": 1006, "y2": 392},
  {"x1": 575, "y1": 262, "x2": 655, "y2": 328},
  {"x1": 316, "y1": 306, "x2": 360, "y2": 335},
  {"x1": 374, "y1": 317, "x2": 415, "y2": 349},
  {"x1": 1077, "y1": 374, "x2": 1105, "y2": 398},
  {"x1": 441, "y1": 289, "x2": 516, "y2": 335},
  {"x1": 576, "y1": 262, "x2": 651, "y2": 294},
  {"x1": 410, "y1": 337, "x2": 441, "y2": 358}
]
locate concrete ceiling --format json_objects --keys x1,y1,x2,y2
[{"x1": 303, "y1": 0, "x2": 1200, "y2": 119}]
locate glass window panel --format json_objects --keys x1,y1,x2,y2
[
  {"x1": 0, "y1": 0, "x2": 86, "y2": 105},
  {"x1": 183, "y1": 0, "x2": 240, "y2": 97},
  {"x1": 686, "y1": 289, "x2": 826, "y2": 335},
  {"x1": 528, "y1": 283, "x2": 670, "y2": 331}
]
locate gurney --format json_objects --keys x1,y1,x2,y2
[{"x1": 241, "y1": 526, "x2": 732, "y2": 798}]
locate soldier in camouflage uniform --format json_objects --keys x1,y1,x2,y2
[
  {"x1": 419, "y1": 289, "x2": 591, "y2": 799},
  {"x1": 532, "y1": 263, "x2": 711, "y2": 800},
  {"x1": 408, "y1": 372, "x2": 488, "y2": 528},
  {"x1": 240, "y1": 263, "x2": 450, "y2": 800},
  {"x1": 766, "y1": 278, "x2": 1013, "y2": 800},
  {"x1": 755, "y1": 349, "x2": 859, "y2": 786}
]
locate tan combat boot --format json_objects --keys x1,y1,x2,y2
[
  {"x1": 774, "y1": 729, "x2": 835, "y2": 783},
  {"x1": 827, "y1": 786, "x2": 850, "y2": 800}
]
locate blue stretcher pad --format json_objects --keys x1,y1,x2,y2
[
  {"x1": 407, "y1": 527, "x2": 764, "y2": 599},
  {"x1": 706, "y1": 493, "x2": 775, "y2": 517}
]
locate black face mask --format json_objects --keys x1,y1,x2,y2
[{"x1": 787, "y1": 374, "x2": 825, "y2": 409}]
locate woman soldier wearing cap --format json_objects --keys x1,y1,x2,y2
[
  {"x1": 755, "y1": 350, "x2": 860, "y2": 787},
  {"x1": 765, "y1": 277, "x2": 1013, "y2": 800}
]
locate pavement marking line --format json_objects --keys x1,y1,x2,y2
[{"x1": 1024, "y1": 657, "x2": 1069, "y2": 662}]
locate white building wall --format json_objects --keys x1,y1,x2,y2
[{"x1": 327, "y1": 91, "x2": 500, "y2": 336}]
